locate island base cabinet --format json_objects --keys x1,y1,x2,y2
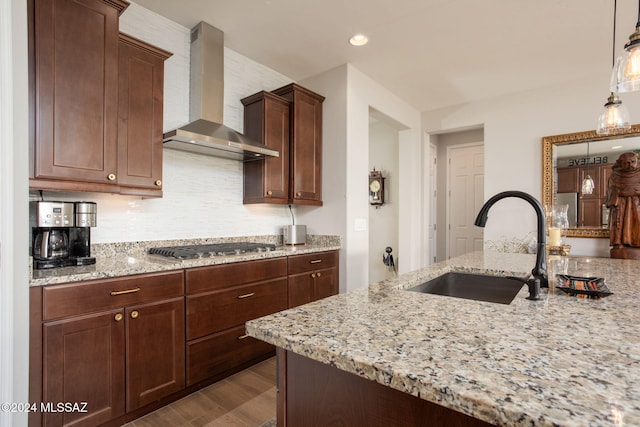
[
  {"x1": 279, "y1": 350, "x2": 494, "y2": 427},
  {"x1": 43, "y1": 310, "x2": 125, "y2": 427}
]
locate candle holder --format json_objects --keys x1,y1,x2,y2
[{"x1": 545, "y1": 204, "x2": 570, "y2": 250}]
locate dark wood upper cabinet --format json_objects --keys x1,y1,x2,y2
[
  {"x1": 30, "y1": 0, "x2": 171, "y2": 198},
  {"x1": 273, "y1": 83, "x2": 325, "y2": 206},
  {"x1": 33, "y1": 0, "x2": 127, "y2": 184},
  {"x1": 117, "y1": 34, "x2": 172, "y2": 193},
  {"x1": 242, "y1": 91, "x2": 290, "y2": 204},
  {"x1": 243, "y1": 83, "x2": 325, "y2": 205}
]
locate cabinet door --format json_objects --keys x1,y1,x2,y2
[
  {"x1": 34, "y1": 0, "x2": 125, "y2": 183},
  {"x1": 273, "y1": 84, "x2": 325, "y2": 206},
  {"x1": 125, "y1": 297, "x2": 185, "y2": 411},
  {"x1": 579, "y1": 198, "x2": 603, "y2": 227},
  {"x1": 314, "y1": 266, "x2": 339, "y2": 301},
  {"x1": 117, "y1": 34, "x2": 171, "y2": 191},
  {"x1": 556, "y1": 167, "x2": 579, "y2": 193},
  {"x1": 243, "y1": 91, "x2": 290, "y2": 204},
  {"x1": 43, "y1": 309, "x2": 125, "y2": 427},
  {"x1": 288, "y1": 272, "x2": 315, "y2": 308}
]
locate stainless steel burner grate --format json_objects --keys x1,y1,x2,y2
[{"x1": 148, "y1": 242, "x2": 276, "y2": 260}]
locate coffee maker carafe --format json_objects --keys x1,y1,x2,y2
[{"x1": 31, "y1": 201, "x2": 97, "y2": 269}]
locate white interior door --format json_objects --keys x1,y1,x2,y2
[{"x1": 447, "y1": 143, "x2": 484, "y2": 259}]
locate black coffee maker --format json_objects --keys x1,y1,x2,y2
[{"x1": 31, "y1": 201, "x2": 97, "y2": 269}]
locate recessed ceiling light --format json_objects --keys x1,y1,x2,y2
[{"x1": 349, "y1": 34, "x2": 368, "y2": 46}]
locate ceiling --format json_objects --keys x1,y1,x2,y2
[{"x1": 132, "y1": 0, "x2": 637, "y2": 112}]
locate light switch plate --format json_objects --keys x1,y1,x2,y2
[{"x1": 354, "y1": 218, "x2": 367, "y2": 231}]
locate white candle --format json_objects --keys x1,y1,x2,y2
[{"x1": 548, "y1": 227, "x2": 562, "y2": 247}]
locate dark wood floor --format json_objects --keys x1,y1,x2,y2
[{"x1": 123, "y1": 358, "x2": 276, "y2": 427}]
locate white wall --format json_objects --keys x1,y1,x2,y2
[
  {"x1": 298, "y1": 65, "x2": 422, "y2": 292},
  {"x1": 422, "y1": 75, "x2": 630, "y2": 257},
  {"x1": 368, "y1": 118, "x2": 400, "y2": 283},
  {"x1": 1, "y1": 0, "x2": 29, "y2": 425}
]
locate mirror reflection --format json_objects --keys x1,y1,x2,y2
[{"x1": 542, "y1": 126, "x2": 640, "y2": 238}]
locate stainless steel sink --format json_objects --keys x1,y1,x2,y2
[{"x1": 407, "y1": 272, "x2": 525, "y2": 304}]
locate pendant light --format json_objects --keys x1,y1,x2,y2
[
  {"x1": 611, "y1": 0, "x2": 640, "y2": 92},
  {"x1": 598, "y1": 0, "x2": 632, "y2": 135},
  {"x1": 581, "y1": 142, "x2": 595, "y2": 195}
]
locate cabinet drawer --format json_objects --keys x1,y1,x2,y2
[
  {"x1": 288, "y1": 250, "x2": 338, "y2": 274},
  {"x1": 186, "y1": 324, "x2": 274, "y2": 386},
  {"x1": 187, "y1": 277, "x2": 287, "y2": 340},
  {"x1": 186, "y1": 257, "x2": 287, "y2": 294},
  {"x1": 42, "y1": 271, "x2": 184, "y2": 321}
]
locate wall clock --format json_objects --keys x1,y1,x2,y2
[{"x1": 369, "y1": 168, "x2": 385, "y2": 206}]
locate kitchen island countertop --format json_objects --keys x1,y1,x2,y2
[
  {"x1": 30, "y1": 235, "x2": 341, "y2": 286},
  {"x1": 246, "y1": 251, "x2": 640, "y2": 426}
]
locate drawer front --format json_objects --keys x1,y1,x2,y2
[
  {"x1": 187, "y1": 277, "x2": 287, "y2": 340},
  {"x1": 42, "y1": 270, "x2": 184, "y2": 321},
  {"x1": 186, "y1": 324, "x2": 274, "y2": 386},
  {"x1": 186, "y1": 257, "x2": 287, "y2": 294},
  {"x1": 287, "y1": 250, "x2": 338, "y2": 275}
]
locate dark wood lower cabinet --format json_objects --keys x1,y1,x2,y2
[
  {"x1": 279, "y1": 350, "x2": 494, "y2": 427},
  {"x1": 288, "y1": 251, "x2": 339, "y2": 308},
  {"x1": 125, "y1": 297, "x2": 184, "y2": 411},
  {"x1": 30, "y1": 252, "x2": 341, "y2": 426},
  {"x1": 43, "y1": 309, "x2": 125, "y2": 427}
]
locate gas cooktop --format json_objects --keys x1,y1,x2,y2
[{"x1": 148, "y1": 242, "x2": 277, "y2": 260}]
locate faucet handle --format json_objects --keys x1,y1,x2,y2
[{"x1": 526, "y1": 278, "x2": 541, "y2": 300}]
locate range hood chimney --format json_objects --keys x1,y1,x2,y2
[{"x1": 163, "y1": 22, "x2": 278, "y2": 161}]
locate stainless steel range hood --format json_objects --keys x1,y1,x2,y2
[{"x1": 163, "y1": 22, "x2": 278, "y2": 161}]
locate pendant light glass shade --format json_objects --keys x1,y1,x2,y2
[
  {"x1": 611, "y1": 28, "x2": 640, "y2": 92},
  {"x1": 581, "y1": 174, "x2": 595, "y2": 195},
  {"x1": 581, "y1": 141, "x2": 595, "y2": 195},
  {"x1": 611, "y1": 0, "x2": 640, "y2": 92},
  {"x1": 596, "y1": 93, "x2": 632, "y2": 134}
]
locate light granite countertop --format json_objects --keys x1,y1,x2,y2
[
  {"x1": 245, "y1": 251, "x2": 640, "y2": 427},
  {"x1": 30, "y1": 235, "x2": 341, "y2": 286}
]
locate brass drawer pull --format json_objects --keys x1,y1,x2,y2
[
  {"x1": 310, "y1": 259, "x2": 322, "y2": 264},
  {"x1": 155, "y1": 179, "x2": 162, "y2": 187},
  {"x1": 130, "y1": 310, "x2": 139, "y2": 319},
  {"x1": 110, "y1": 288, "x2": 141, "y2": 296},
  {"x1": 267, "y1": 190, "x2": 273, "y2": 196},
  {"x1": 107, "y1": 173, "x2": 116, "y2": 181},
  {"x1": 114, "y1": 313, "x2": 123, "y2": 322},
  {"x1": 237, "y1": 292, "x2": 255, "y2": 299},
  {"x1": 237, "y1": 334, "x2": 250, "y2": 340}
]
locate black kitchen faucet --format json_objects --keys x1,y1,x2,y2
[{"x1": 474, "y1": 191, "x2": 548, "y2": 300}]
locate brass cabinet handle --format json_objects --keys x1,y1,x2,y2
[
  {"x1": 237, "y1": 334, "x2": 250, "y2": 340},
  {"x1": 317, "y1": 272, "x2": 322, "y2": 277},
  {"x1": 311, "y1": 273, "x2": 316, "y2": 278},
  {"x1": 310, "y1": 259, "x2": 322, "y2": 264},
  {"x1": 110, "y1": 288, "x2": 140, "y2": 296},
  {"x1": 130, "y1": 310, "x2": 139, "y2": 319},
  {"x1": 296, "y1": 192, "x2": 302, "y2": 197},
  {"x1": 107, "y1": 173, "x2": 116, "y2": 181},
  {"x1": 237, "y1": 292, "x2": 255, "y2": 299},
  {"x1": 155, "y1": 180, "x2": 162, "y2": 186},
  {"x1": 114, "y1": 313, "x2": 123, "y2": 322},
  {"x1": 267, "y1": 190, "x2": 273, "y2": 196}
]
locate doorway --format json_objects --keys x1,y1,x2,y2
[
  {"x1": 368, "y1": 110, "x2": 402, "y2": 283},
  {"x1": 431, "y1": 127, "x2": 484, "y2": 262},
  {"x1": 447, "y1": 143, "x2": 484, "y2": 259}
]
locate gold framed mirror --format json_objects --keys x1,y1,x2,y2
[{"x1": 542, "y1": 125, "x2": 640, "y2": 238}]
